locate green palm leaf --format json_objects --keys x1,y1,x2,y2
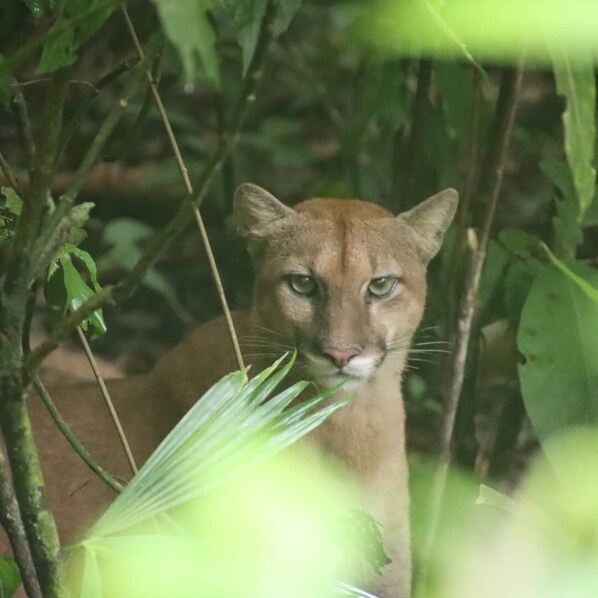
[{"x1": 73, "y1": 353, "x2": 358, "y2": 596}]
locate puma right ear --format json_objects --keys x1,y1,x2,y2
[
  {"x1": 397, "y1": 188, "x2": 459, "y2": 262},
  {"x1": 233, "y1": 183, "x2": 295, "y2": 239}
]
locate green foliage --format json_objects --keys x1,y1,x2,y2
[
  {"x1": 223, "y1": 0, "x2": 302, "y2": 73},
  {"x1": 100, "y1": 218, "x2": 181, "y2": 303},
  {"x1": 151, "y1": 0, "x2": 219, "y2": 85},
  {"x1": 21, "y1": 0, "x2": 55, "y2": 20},
  {"x1": 518, "y1": 261, "x2": 598, "y2": 442},
  {"x1": 0, "y1": 187, "x2": 23, "y2": 247},
  {"x1": 38, "y1": 0, "x2": 119, "y2": 73},
  {"x1": 0, "y1": 558, "x2": 21, "y2": 598},
  {"x1": 46, "y1": 244, "x2": 107, "y2": 339},
  {"x1": 74, "y1": 354, "x2": 358, "y2": 596},
  {"x1": 551, "y1": 50, "x2": 596, "y2": 254}
]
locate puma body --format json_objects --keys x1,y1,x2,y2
[{"x1": 5, "y1": 184, "x2": 457, "y2": 597}]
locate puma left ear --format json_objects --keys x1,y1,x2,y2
[
  {"x1": 397, "y1": 188, "x2": 459, "y2": 261},
  {"x1": 233, "y1": 183, "x2": 295, "y2": 239}
]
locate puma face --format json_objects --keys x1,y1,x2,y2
[{"x1": 234, "y1": 184, "x2": 458, "y2": 390}]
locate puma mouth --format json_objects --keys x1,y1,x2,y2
[{"x1": 301, "y1": 351, "x2": 380, "y2": 389}]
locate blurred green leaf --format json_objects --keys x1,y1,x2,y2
[
  {"x1": 357, "y1": 0, "x2": 598, "y2": 64},
  {"x1": 553, "y1": 49, "x2": 596, "y2": 217},
  {"x1": 1, "y1": 187, "x2": 23, "y2": 216},
  {"x1": 518, "y1": 262, "x2": 598, "y2": 442},
  {"x1": 222, "y1": 0, "x2": 266, "y2": 73},
  {"x1": 341, "y1": 510, "x2": 390, "y2": 575},
  {"x1": 152, "y1": 0, "x2": 219, "y2": 85},
  {"x1": 37, "y1": 0, "x2": 118, "y2": 73},
  {"x1": 0, "y1": 557, "x2": 21, "y2": 598},
  {"x1": 223, "y1": 0, "x2": 302, "y2": 73},
  {"x1": 22, "y1": 0, "x2": 47, "y2": 19},
  {"x1": 101, "y1": 218, "x2": 181, "y2": 302}
]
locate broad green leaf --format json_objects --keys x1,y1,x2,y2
[
  {"x1": 553, "y1": 48, "x2": 596, "y2": 219},
  {"x1": 0, "y1": 558, "x2": 20, "y2": 598},
  {"x1": 518, "y1": 262, "x2": 598, "y2": 442},
  {"x1": 152, "y1": 0, "x2": 220, "y2": 85},
  {"x1": 542, "y1": 244, "x2": 598, "y2": 305}
]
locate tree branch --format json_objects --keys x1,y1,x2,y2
[
  {"x1": 33, "y1": 377, "x2": 123, "y2": 493},
  {"x1": 0, "y1": 69, "x2": 72, "y2": 598},
  {"x1": 417, "y1": 63, "x2": 525, "y2": 596},
  {"x1": 0, "y1": 452, "x2": 42, "y2": 598}
]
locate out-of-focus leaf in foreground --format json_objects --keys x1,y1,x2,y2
[
  {"x1": 72, "y1": 354, "x2": 368, "y2": 597},
  {"x1": 435, "y1": 428, "x2": 598, "y2": 598},
  {"x1": 351, "y1": 0, "x2": 598, "y2": 65}
]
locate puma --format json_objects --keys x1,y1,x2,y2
[{"x1": 4, "y1": 183, "x2": 457, "y2": 597}]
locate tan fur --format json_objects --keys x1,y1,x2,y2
[{"x1": 2, "y1": 184, "x2": 457, "y2": 597}]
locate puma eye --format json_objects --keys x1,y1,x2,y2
[
  {"x1": 367, "y1": 276, "x2": 399, "y2": 298},
  {"x1": 287, "y1": 274, "x2": 317, "y2": 296}
]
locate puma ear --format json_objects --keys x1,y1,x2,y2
[
  {"x1": 233, "y1": 183, "x2": 295, "y2": 238},
  {"x1": 397, "y1": 188, "x2": 459, "y2": 261}
]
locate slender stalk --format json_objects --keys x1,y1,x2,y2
[
  {"x1": 33, "y1": 377, "x2": 123, "y2": 493},
  {"x1": 25, "y1": 0, "x2": 277, "y2": 374},
  {"x1": 77, "y1": 327, "x2": 138, "y2": 475},
  {"x1": 12, "y1": 90, "x2": 36, "y2": 172},
  {"x1": 417, "y1": 63, "x2": 525, "y2": 595},
  {"x1": 0, "y1": 152, "x2": 23, "y2": 195},
  {"x1": 121, "y1": 5, "x2": 245, "y2": 370},
  {"x1": 0, "y1": 452, "x2": 42, "y2": 598},
  {"x1": 55, "y1": 56, "x2": 139, "y2": 166}
]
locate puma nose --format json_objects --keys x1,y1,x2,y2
[{"x1": 323, "y1": 347, "x2": 361, "y2": 368}]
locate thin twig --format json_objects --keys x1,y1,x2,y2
[
  {"x1": 0, "y1": 452, "x2": 42, "y2": 598},
  {"x1": 25, "y1": 0, "x2": 277, "y2": 374},
  {"x1": 12, "y1": 90, "x2": 36, "y2": 172},
  {"x1": 417, "y1": 63, "x2": 525, "y2": 596},
  {"x1": 77, "y1": 327, "x2": 138, "y2": 475},
  {"x1": 55, "y1": 56, "x2": 139, "y2": 166},
  {"x1": 0, "y1": 151, "x2": 23, "y2": 196},
  {"x1": 33, "y1": 377, "x2": 124, "y2": 492},
  {"x1": 120, "y1": 5, "x2": 245, "y2": 370}
]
